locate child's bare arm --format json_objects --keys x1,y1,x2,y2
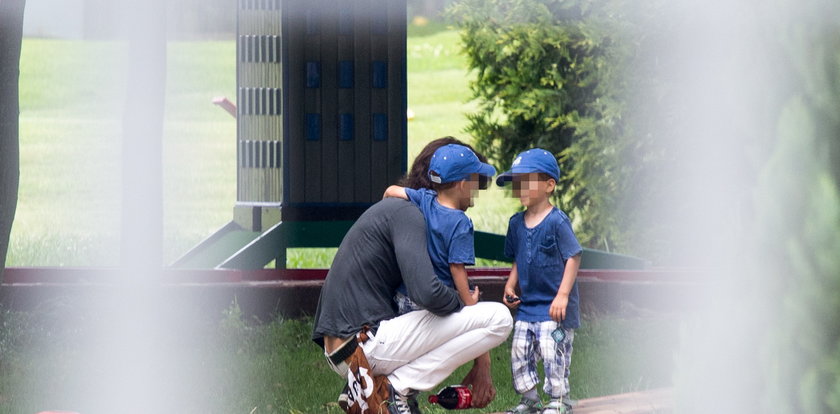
[
  {"x1": 450, "y1": 263, "x2": 478, "y2": 306},
  {"x1": 382, "y1": 185, "x2": 408, "y2": 200},
  {"x1": 550, "y1": 253, "x2": 581, "y2": 322}
]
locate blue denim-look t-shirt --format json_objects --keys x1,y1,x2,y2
[
  {"x1": 396, "y1": 188, "x2": 474, "y2": 293},
  {"x1": 504, "y1": 207, "x2": 583, "y2": 328}
]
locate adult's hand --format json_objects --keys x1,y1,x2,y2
[{"x1": 461, "y1": 353, "x2": 496, "y2": 408}]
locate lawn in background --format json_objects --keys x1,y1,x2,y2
[
  {"x1": 11, "y1": 28, "x2": 517, "y2": 268},
  {"x1": 12, "y1": 39, "x2": 237, "y2": 267},
  {"x1": 3, "y1": 26, "x2": 681, "y2": 414}
]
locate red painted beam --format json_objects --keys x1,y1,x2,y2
[{"x1": 2, "y1": 267, "x2": 704, "y2": 285}]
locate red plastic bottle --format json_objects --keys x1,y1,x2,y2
[{"x1": 428, "y1": 385, "x2": 472, "y2": 409}]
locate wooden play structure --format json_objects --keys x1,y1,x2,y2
[
  {"x1": 174, "y1": 0, "x2": 410, "y2": 269},
  {"x1": 173, "y1": 0, "x2": 644, "y2": 272},
  {"x1": 1, "y1": 2, "x2": 682, "y2": 412}
]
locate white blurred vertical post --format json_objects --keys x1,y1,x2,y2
[
  {"x1": 105, "y1": 0, "x2": 167, "y2": 411},
  {"x1": 120, "y1": 0, "x2": 165, "y2": 270},
  {"x1": 653, "y1": 1, "x2": 784, "y2": 411}
]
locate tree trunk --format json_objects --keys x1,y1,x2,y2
[{"x1": 0, "y1": 0, "x2": 26, "y2": 283}]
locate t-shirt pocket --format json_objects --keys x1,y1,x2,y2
[{"x1": 536, "y1": 236, "x2": 563, "y2": 267}]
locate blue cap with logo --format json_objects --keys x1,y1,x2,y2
[
  {"x1": 495, "y1": 148, "x2": 560, "y2": 186},
  {"x1": 429, "y1": 144, "x2": 497, "y2": 184}
]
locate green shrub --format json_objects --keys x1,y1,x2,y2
[
  {"x1": 754, "y1": 4, "x2": 840, "y2": 409},
  {"x1": 448, "y1": 0, "x2": 665, "y2": 256}
]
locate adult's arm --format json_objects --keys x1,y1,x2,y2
[
  {"x1": 461, "y1": 352, "x2": 495, "y2": 408},
  {"x1": 390, "y1": 202, "x2": 462, "y2": 315}
]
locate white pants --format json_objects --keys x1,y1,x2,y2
[{"x1": 360, "y1": 302, "x2": 513, "y2": 395}]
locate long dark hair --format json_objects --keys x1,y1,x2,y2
[{"x1": 397, "y1": 136, "x2": 490, "y2": 190}]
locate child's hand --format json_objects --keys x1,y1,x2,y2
[
  {"x1": 467, "y1": 285, "x2": 480, "y2": 305},
  {"x1": 550, "y1": 293, "x2": 568, "y2": 322},
  {"x1": 503, "y1": 287, "x2": 520, "y2": 309}
]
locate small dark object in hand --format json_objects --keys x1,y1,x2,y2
[{"x1": 505, "y1": 295, "x2": 520, "y2": 303}]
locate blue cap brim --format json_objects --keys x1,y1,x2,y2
[
  {"x1": 495, "y1": 171, "x2": 514, "y2": 186},
  {"x1": 477, "y1": 162, "x2": 496, "y2": 179},
  {"x1": 495, "y1": 166, "x2": 559, "y2": 186}
]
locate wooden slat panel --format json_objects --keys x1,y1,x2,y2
[
  {"x1": 353, "y1": 0, "x2": 372, "y2": 202},
  {"x1": 368, "y1": 0, "x2": 389, "y2": 202},
  {"x1": 387, "y1": 0, "x2": 407, "y2": 187},
  {"x1": 320, "y1": 1, "x2": 339, "y2": 203},
  {"x1": 285, "y1": 0, "x2": 305, "y2": 204},
  {"x1": 238, "y1": 0, "x2": 406, "y2": 208},
  {"x1": 337, "y1": 3, "x2": 356, "y2": 203},
  {"x1": 238, "y1": 1, "x2": 282, "y2": 203},
  {"x1": 303, "y1": 4, "x2": 323, "y2": 202}
]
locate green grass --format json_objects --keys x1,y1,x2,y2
[
  {"x1": 4, "y1": 23, "x2": 678, "y2": 414},
  {"x1": 0, "y1": 302, "x2": 680, "y2": 413},
  {"x1": 11, "y1": 28, "x2": 516, "y2": 268},
  {"x1": 12, "y1": 39, "x2": 237, "y2": 267}
]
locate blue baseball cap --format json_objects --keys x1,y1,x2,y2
[
  {"x1": 495, "y1": 148, "x2": 560, "y2": 186},
  {"x1": 429, "y1": 144, "x2": 497, "y2": 184}
]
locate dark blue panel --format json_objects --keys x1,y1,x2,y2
[
  {"x1": 306, "y1": 9, "x2": 320, "y2": 34},
  {"x1": 338, "y1": 61, "x2": 354, "y2": 88},
  {"x1": 306, "y1": 113, "x2": 321, "y2": 141},
  {"x1": 339, "y1": 8, "x2": 353, "y2": 35},
  {"x1": 371, "y1": 4, "x2": 388, "y2": 35},
  {"x1": 339, "y1": 113, "x2": 354, "y2": 141},
  {"x1": 306, "y1": 61, "x2": 321, "y2": 88},
  {"x1": 372, "y1": 113, "x2": 387, "y2": 141},
  {"x1": 372, "y1": 61, "x2": 387, "y2": 88}
]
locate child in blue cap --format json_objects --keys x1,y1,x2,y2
[
  {"x1": 383, "y1": 143, "x2": 496, "y2": 312},
  {"x1": 497, "y1": 149, "x2": 583, "y2": 414}
]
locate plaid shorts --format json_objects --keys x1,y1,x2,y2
[{"x1": 510, "y1": 320, "x2": 574, "y2": 399}]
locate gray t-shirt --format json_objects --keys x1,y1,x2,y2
[{"x1": 312, "y1": 198, "x2": 463, "y2": 345}]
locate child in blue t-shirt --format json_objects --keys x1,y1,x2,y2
[
  {"x1": 383, "y1": 143, "x2": 496, "y2": 312},
  {"x1": 497, "y1": 149, "x2": 583, "y2": 414}
]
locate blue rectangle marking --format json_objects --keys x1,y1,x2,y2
[
  {"x1": 372, "y1": 113, "x2": 387, "y2": 141},
  {"x1": 306, "y1": 113, "x2": 321, "y2": 141},
  {"x1": 339, "y1": 113, "x2": 354, "y2": 141},
  {"x1": 338, "y1": 61, "x2": 354, "y2": 88},
  {"x1": 372, "y1": 61, "x2": 387, "y2": 88},
  {"x1": 306, "y1": 61, "x2": 321, "y2": 88}
]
